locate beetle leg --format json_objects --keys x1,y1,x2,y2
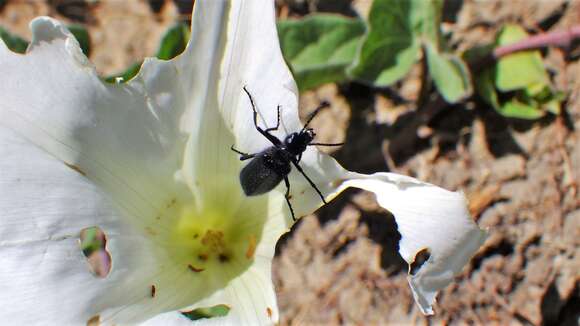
[
  {"x1": 230, "y1": 145, "x2": 256, "y2": 161},
  {"x1": 243, "y1": 86, "x2": 282, "y2": 147},
  {"x1": 284, "y1": 176, "x2": 296, "y2": 221},
  {"x1": 265, "y1": 105, "x2": 281, "y2": 133},
  {"x1": 290, "y1": 159, "x2": 327, "y2": 204}
]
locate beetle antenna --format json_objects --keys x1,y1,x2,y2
[
  {"x1": 301, "y1": 101, "x2": 330, "y2": 132},
  {"x1": 308, "y1": 142, "x2": 344, "y2": 146}
]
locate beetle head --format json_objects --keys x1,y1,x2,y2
[{"x1": 284, "y1": 129, "x2": 315, "y2": 156}]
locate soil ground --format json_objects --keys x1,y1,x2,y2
[{"x1": 1, "y1": 0, "x2": 578, "y2": 325}]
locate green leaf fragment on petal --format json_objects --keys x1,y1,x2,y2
[
  {"x1": 495, "y1": 24, "x2": 548, "y2": 91},
  {"x1": 277, "y1": 14, "x2": 365, "y2": 91},
  {"x1": 181, "y1": 304, "x2": 231, "y2": 321},
  {"x1": 425, "y1": 44, "x2": 472, "y2": 103}
]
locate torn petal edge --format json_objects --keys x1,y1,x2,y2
[{"x1": 335, "y1": 172, "x2": 488, "y2": 315}]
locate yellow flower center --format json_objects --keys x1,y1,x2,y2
[{"x1": 150, "y1": 196, "x2": 266, "y2": 283}]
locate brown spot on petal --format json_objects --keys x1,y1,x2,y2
[
  {"x1": 218, "y1": 253, "x2": 230, "y2": 263},
  {"x1": 150, "y1": 285, "x2": 156, "y2": 298},
  {"x1": 331, "y1": 178, "x2": 346, "y2": 188},
  {"x1": 198, "y1": 253, "x2": 208, "y2": 261},
  {"x1": 145, "y1": 226, "x2": 157, "y2": 236},
  {"x1": 266, "y1": 307, "x2": 273, "y2": 318},
  {"x1": 409, "y1": 248, "x2": 431, "y2": 276},
  {"x1": 246, "y1": 235, "x2": 257, "y2": 259},
  {"x1": 188, "y1": 264, "x2": 205, "y2": 272},
  {"x1": 166, "y1": 198, "x2": 177, "y2": 208},
  {"x1": 87, "y1": 315, "x2": 100, "y2": 326},
  {"x1": 64, "y1": 162, "x2": 87, "y2": 177}
]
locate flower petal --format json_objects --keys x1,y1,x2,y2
[
  {"x1": 170, "y1": 197, "x2": 287, "y2": 326},
  {"x1": 178, "y1": 0, "x2": 308, "y2": 214},
  {"x1": 176, "y1": 1, "x2": 243, "y2": 212},
  {"x1": 0, "y1": 17, "x2": 189, "y2": 223},
  {"x1": 216, "y1": 1, "x2": 302, "y2": 155},
  {"x1": 175, "y1": 257, "x2": 279, "y2": 326},
  {"x1": 0, "y1": 127, "x2": 175, "y2": 324},
  {"x1": 336, "y1": 172, "x2": 486, "y2": 314},
  {"x1": 279, "y1": 148, "x2": 486, "y2": 314},
  {"x1": 141, "y1": 312, "x2": 196, "y2": 326}
]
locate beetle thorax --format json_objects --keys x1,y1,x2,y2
[{"x1": 284, "y1": 129, "x2": 314, "y2": 156}]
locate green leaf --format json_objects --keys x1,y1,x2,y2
[
  {"x1": 277, "y1": 14, "x2": 365, "y2": 91},
  {"x1": 495, "y1": 25, "x2": 548, "y2": 91},
  {"x1": 425, "y1": 44, "x2": 471, "y2": 103},
  {"x1": 475, "y1": 68, "x2": 500, "y2": 109},
  {"x1": 67, "y1": 24, "x2": 91, "y2": 57},
  {"x1": 543, "y1": 98, "x2": 561, "y2": 115},
  {"x1": 348, "y1": 0, "x2": 444, "y2": 86},
  {"x1": 156, "y1": 23, "x2": 190, "y2": 60},
  {"x1": 348, "y1": 0, "x2": 421, "y2": 86},
  {"x1": 104, "y1": 61, "x2": 142, "y2": 83},
  {"x1": 497, "y1": 99, "x2": 545, "y2": 120},
  {"x1": 182, "y1": 305, "x2": 230, "y2": 321},
  {"x1": 105, "y1": 23, "x2": 189, "y2": 83},
  {"x1": 80, "y1": 226, "x2": 105, "y2": 257},
  {"x1": 0, "y1": 26, "x2": 29, "y2": 53},
  {"x1": 474, "y1": 25, "x2": 563, "y2": 119},
  {"x1": 409, "y1": 0, "x2": 443, "y2": 45}
]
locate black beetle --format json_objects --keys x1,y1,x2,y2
[{"x1": 231, "y1": 86, "x2": 343, "y2": 220}]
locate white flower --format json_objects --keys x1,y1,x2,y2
[{"x1": 0, "y1": 0, "x2": 487, "y2": 325}]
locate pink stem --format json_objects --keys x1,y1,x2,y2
[{"x1": 493, "y1": 25, "x2": 580, "y2": 58}]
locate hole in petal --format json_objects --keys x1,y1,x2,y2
[
  {"x1": 409, "y1": 248, "x2": 431, "y2": 276},
  {"x1": 181, "y1": 304, "x2": 231, "y2": 321},
  {"x1": 79, "y1": 226, "x2": 111, "y2": 278}
]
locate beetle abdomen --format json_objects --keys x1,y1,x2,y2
[{"x1": 240, "y1": 155, "x2": 285, "y2": 196}]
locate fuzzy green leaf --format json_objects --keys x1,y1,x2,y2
[
  {"x1": 348, "y1": 0, "x2": 444, "y2": 86},
  {"x1": 277, "y1": 14, "x2": 365, "y2": 91},
  {"x1": 426, "y1": 44, "x2": 471, "y2": 103},
  {"x1": 348, "y1": 0, "x2": 420, "y2": 86}
]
